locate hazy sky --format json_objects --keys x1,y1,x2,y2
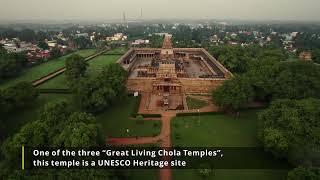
[{"x1": 0, "y1": 0, "x2": 319, "y2": 22}]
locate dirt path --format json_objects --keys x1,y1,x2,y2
[
  {"x1": 107, "y1": 111, "x2": 176, "y2": 180},
  {"x1": 158, "y1": 111, "x2": 175, "y2": 180}
]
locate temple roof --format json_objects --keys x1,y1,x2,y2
[{"x1": 162, "y1": 35, "x2": 173, "y2": 49}]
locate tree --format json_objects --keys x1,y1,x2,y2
[
  {"x1": 0, "y1": 82, "x2": 39, "y2": 113},
  {"x1": 17, "y1": 29, "x2": 36, "y2": 42},
  {"x1": 150, "y1": 35, "x2": 164, "y2": 48},
  {"x1": 212, "y1": 76, "x2": 255, "y2": 111},
  {"x1": 99, "y1": 63, "x2": 128, "y2": 99},
  {"x1": 54, "y1": 112, "x2": 98, "y2": 147},
  {"x1": 209, "y1": 45, "x2": 252, "y2": 73},
  {"x1": 2, "y1": 120, "x2": 48, "y2": 163},
  {"x1": 65, "y1": 54, "x2": 88, "y2": 84},
  {"x1": 72, "y1": 64, "x2": 127, "y2": 113},
  {"x1": 0, "y1": 44, "x2": 6, "y2": 54},
  {"x1": 39, "y1": 101, "x2": 70, "y2": 128},
  {"x1": 311, "y1": 49, "x2": 320, "y2": 64},
  {"x1": 72, "y1": 77, "x2": 116, "y2": 113},
  {"x1": 0, "y1": 53, "x2": 27, "y2": 80},
  {"x1": 287, "y1": 167, "x2": 320, "y2": 180},
  {"x1": 67, "y1": 111, "x2": 96, "y2": 124},
  {"x1": 244, "y1": 57, "x2": 280, "y2": 101},
  {"x1": 37, "y1": 41, "x2": 49, "y2": 50},
  {"x1": 266, "y1": 34, "x2": 283, "y2": 49},
  {"x1": 198, "y1": 163, "x2": 214, "y2": 178},
  {"x1": 271, "y1": 61, "x2": 320, "y2": 100},
  {"x1": 260, "y1": 128, "x2": 289, "y2": 157},
  {"x1": 73, "y1": 36, "x2": 91, "y2": 49},
  {"x1": 50, "y1": 47, "x2": 62, "y2": 59},
  {"x1": 258, "y1": 99, "x2": 320, "y2": 165}
]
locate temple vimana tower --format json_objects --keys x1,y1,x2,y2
[{"x1": 118, "y1": 35, "x2": 232, "y2": 111}]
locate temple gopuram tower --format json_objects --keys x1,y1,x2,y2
[{"x1": 160, "y1": 35, "x2": 174, "y2": 59}]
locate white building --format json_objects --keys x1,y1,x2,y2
[
  {"x1": 132, "y1": 39, "x2": 150, "y2": 46},
  {"x1": 106, "y1": 33, "x2": 128, "y2": 41}
]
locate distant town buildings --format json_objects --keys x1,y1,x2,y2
[
  {"x1": 2, "y1": 40, "x2": 34, "y2": 53},
  {"x1": 106, "y1": 33, "x2": 128, "y2": 41}
]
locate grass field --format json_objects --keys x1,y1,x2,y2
[
  {"x1": 171, "y1": 110, "x2": 289, "y2": 180},
  {"x1": 105, "y1": 47, "x2": 128, "y2": 55},
  {"x1": 37, "y1": 54, "x2": 122, "y2": 89},
  {"x1": 172, "y1": 110, "x2": 260, "y2": 147},
  {"x1": 86, "y1": 55, "x2": 122, "y2": 74},
  {"x1": 97, "y1": 96, "x2": 161, "y2": 138},
  {"x1": 186, "y1": 96, "x2": 208, "y2": 110},
  {"x1": 0, "y1": 49, "x2": 96, "y2": 89}
]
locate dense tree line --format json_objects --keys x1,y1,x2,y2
[
  {"x1": 212, "y1": 76, "x2": 254, "y2": 110},
  {"x1": 208, "y1": 44, "x2": 287, "y2": 74},
  {"x1": 150, "y1": 35, "x2": 164, "y2": 48},
  {"x1": 258, "y1": 99, "x2": 320, "y2": 164},
  {"x1": 0, "y1": 82, "x2": 38, "y2": 115},
  {"x1": 0, "y1": 82, "x2": 39, "y2": 157},
  {"x1": 212, "y1": 47, "x2": 320, "y2": 111},
  {"x1": 0, "y1": 48, "x2": 28, "y2": 81},
  {"x1": 0, "y1": 55, "x2": 129, "y2": 178},
  {"x1": 0, "y1": 101, "x2": 104, "y2": 178},
  {"x1": 73, "y1": 36, "x2": 92, "y2": 49},
  {"x1": 295, "y1": 32, "x2": 320, "y2": 50},
  {"x1": 211, "y1": 45, "x2": 320, "y2": 179}
]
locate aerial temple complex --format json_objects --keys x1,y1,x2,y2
[{"x1": 117, "y1": 35, "x2": 232, "y2": 111}]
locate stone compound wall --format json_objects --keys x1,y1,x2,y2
[
  {"x1": 127, "y1": 78, "x2": 226, "y2": 94},
  {"x1": 179, "y1": 78, "x2": 226, "y2": 93},
  {"x1": 127, "y1": 78, "x2": 155, "y2": 92}
]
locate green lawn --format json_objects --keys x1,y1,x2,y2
[
  {"x1": 97, "y1": 96, "x2": 161, "y2": 138},
  {"x1": 186, "y1": 96, "x2": 208, "y2": 110},
  {"x1": 171, "y1": 110, "x2": 289, "y2": 180},
  {"x1": 105, "y1": 47, "x2": 128, "y2": 55},
  {"x1": 86, "y1": 55, "x2": 122, "y2": 74},
  {"x1": 37, "y1": 54, "x2": 122, "y2": 89},
  {"x1": 37, "y1": 74, "x2": 67, "y2": 89},
  {"x1": 0, "y1": 49, "x2": 97, "y2": 89},
  {"x1": 172, "y1": 110, "x2": 260, "y2": 147}
]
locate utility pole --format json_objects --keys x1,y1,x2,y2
[
  {"x1": 122, "y1": 12, "x2": 129, "y2": 28},
  {"x1": 122, "y1": 12, "x2": 126, "y2": 25},
  {"x1": 141, "y1": 8, "x2": 143, "y2": 19}
]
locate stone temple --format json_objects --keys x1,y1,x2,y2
[{"x1": 117, "y1": 35, "x2": 232, "y2": 111}]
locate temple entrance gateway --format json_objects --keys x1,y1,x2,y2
[{"x1": 164, "y1": 86, "x2": 170, "y2": 92}]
